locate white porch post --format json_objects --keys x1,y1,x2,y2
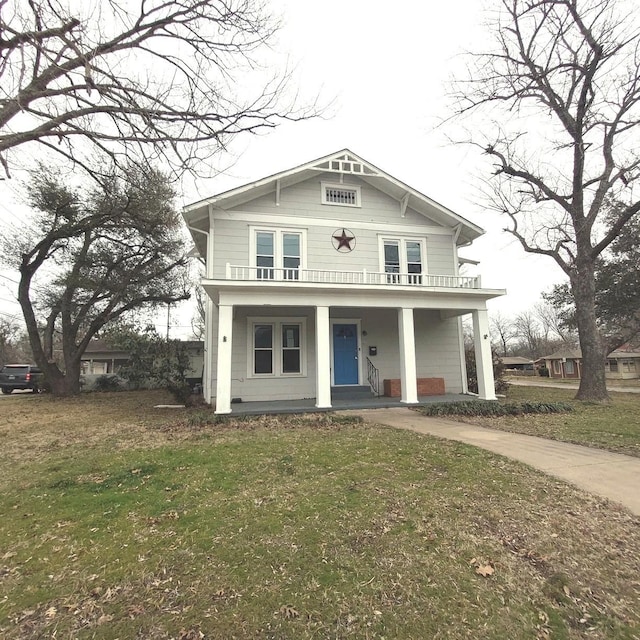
[
  {"x1": 398, "y1": 307, "x2": 418, "y2": 404},
  {"x1": 215, "y1": 304, "x2": 233, "y2": 414},
  {"x1": 202, "y1": 296, "x2": 215, "y2": 404},
  {"x1": 472, "y1": 308, "x2": 497, "y2": 400},
  {"x1": 315, "y1": 305, "x2": 332, "y2": 408}
]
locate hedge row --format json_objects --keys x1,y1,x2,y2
[{"x1": 417, "y1": 400, "x2": 573, "y2": 417}]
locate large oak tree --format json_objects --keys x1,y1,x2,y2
[
  {"x1": 453, "y1": 0, "x2": 640, "y2": 400},
  {"x1": 4, "y1": 165, "x2": 190, "y2": 395}
]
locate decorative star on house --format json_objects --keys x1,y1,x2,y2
[{"x1": 332, "y1": 228, "x2": 356, "y2": 252}]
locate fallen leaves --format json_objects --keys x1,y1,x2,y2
[
  {"x1": 470, "y1": 558, "x2": 495, "y2": 577},
  {"x1": 279, "y1": 604, "x2": 299, "y2": 619}
]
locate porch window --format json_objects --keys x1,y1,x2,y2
[
  {"x1": 553, "y1": 360, "x2": 562, "y2": 374},
  {"x1": 381, "y1": 238, "x2": 424, "y2": 284},
  {"x1": 252, "y1": 227, "x2": 304, "y2": 280},
  {"x1": 253, "y1": 324, "x2": 273, "y2": 374},
  {"x1": 248, "y1": 317, "x2": 307, "y2": 377},
  {"x1": 282, "y1": 324, "x2": 301, "y2": 373},
  {"x1": 565, "y1": 360, "x2": 575, "y2": 375},
  {"x1": 608, "y1": 359, "x2": 619, "y2": 372}
]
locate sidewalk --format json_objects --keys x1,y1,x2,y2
[{"x1": 349, "y1": 407, "x2": 640, "y2": 516}]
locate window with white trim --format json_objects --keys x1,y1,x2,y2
[
  {"x1": 553, "y1": 360, "x2": 562, "y2": 374},
  {"x1": 251, "y1": 227, "x2": 304, "y2": 280},
  {"x1": 248, "y1": 317, "x2": 306, "y2": 377},
  {"x1": 565, "y1": 360, "x2": 575, "y2": 375},
  {"x1": 321, "y1": 182, "x2": 361, "y2": 207},
  {"x1": 380, "y1": 237, "x2": 425, "y2": 284}
]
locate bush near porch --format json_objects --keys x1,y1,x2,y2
[{"x1": 0, "y1": 391, "x2": 638, "y2": 639}]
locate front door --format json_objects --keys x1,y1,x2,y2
[{"x1": 332, "y1": 323, "x2": 359, "y2": 385}]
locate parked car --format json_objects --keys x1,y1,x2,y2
[{"x1": 0, "y1": 364, "x2": 43, "y2": 394}]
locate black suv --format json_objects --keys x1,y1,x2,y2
[{"x1": 0, "y1": 364, "x2": 43, "y2": 394}]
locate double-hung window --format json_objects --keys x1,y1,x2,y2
[
  {"x1": 252, "y1": 228, "x2": 303, "y2": 280},
  {"x1": 249, "y1": 317, "x2": 306, "y2": 377},
  {"x1": 381, "y1": 237, "x2": 425, "y2": 285}
]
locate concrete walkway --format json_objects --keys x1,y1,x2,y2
[{"x1": 349, "y1": 407, "x2": 640, "y2": 516}]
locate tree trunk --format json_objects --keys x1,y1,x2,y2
[{"x1": 571, "y1": 266, "x2": 609, "y2": 402}]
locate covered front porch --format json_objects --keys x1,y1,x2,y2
[
  {"x1": 225, "y1": 390, "x2": 475, "y2": 416},
  {"x1": 204, "y1": 281, "x2": 502, "y2": 414}
]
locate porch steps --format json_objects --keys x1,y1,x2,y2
[{"x1": 331, "y1": 385, "x2": 374, "y2": 398}]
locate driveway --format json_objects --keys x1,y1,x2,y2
[{"x1": 348, "y1": 407, "x2": 640, "y2": 516}]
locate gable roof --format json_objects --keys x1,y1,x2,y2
[
  {"x1": 183, "y1": 149, "x2": 485, "y2": 246},
  {"x1": 540, "y1": 347, "x2": 640, "y2": 360}
]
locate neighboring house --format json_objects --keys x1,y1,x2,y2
[
  {"x1": 500, "y1": 356, "x2": 535, "y2": 375},
  {"x1": 80, "y1": 339, "x2": 130, "y2": 375},
  {"x1": 541, "y1": 347, "x2": 640, "y2": 380},
  {"x1": 80, "y1": 339, "x2": 205, "y2": 386},
  {"x1": 183, "y1": 150, "x2": 505, "y2": 414}
]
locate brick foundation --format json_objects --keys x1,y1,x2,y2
[{"x1": 383, "y1": 377, "x2": 445, "y2": 397}]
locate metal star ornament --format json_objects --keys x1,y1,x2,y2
[{"x1": 332, "y1": 228, "x2": 356, "y2": 252}]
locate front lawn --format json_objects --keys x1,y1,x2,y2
[
  {"x1": 1, "y1": 391, "x2": 639, "y2": 639},
  {"x1": 464, "y1": 385, "x2": 640, "y2": 457}
]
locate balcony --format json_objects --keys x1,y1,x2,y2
[{"x1": 224, "y1": 264, "x2": 482, "y2": 289}]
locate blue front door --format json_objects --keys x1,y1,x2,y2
[{"x1": 333, "y1": 323, "x2": 359, "y2": 385}]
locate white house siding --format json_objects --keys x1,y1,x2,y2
[
  {"x1": 210, "y1": 175, "x2": 457, "y2": 280},
  {"x1": 227, "y1": 306, "x2": 317, "y2": 403},
  {"x1": 414, "y1": 310, "x2": 465, "y2": 392},
  {"x1": 228, "y1": 173, "x2": 436, "y2": 227},
  {"x1": 355, "y1": 308, "x2": 463, "y2": 394}
]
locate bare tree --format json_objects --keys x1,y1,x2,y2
[
  {"x1": 0, "y1": 0, "x2": 312, "y2": 178},
  {"x1": 452, "y1": 0, "x2": 640, "y2": 401},
  {"x1": 513, "y1": 310, "x2": 541, "y2": 358},
  {"x1": 490, "y1": 310, "x2": 515, "y2": 356},
  {"x1": 533, "y1": 301, "x2": 576, "y2": 345}
]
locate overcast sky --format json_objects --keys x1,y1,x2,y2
[
  {"x1": 0, "y1": 0, "x2": 566, "y2": 337},
  {"x1": 180, "y1": 0, "x2": 564, "y2": 319}
]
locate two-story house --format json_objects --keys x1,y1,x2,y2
[{"x1": 183, "y1": 150, "x2": 504, "y2": 414}]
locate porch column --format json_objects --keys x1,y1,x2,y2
[
  {"x1": 215, "y1": 304, "x2": 233, "y2": 414},
  {"x1": 202, "y1": 296, "x2": 215, "y2": 404},
  {"x1": 472, "y1": 308, "x2": 496, "y2": 400},
  {"x1": 398, "y1": 307, "x2": 418, "y2": 404},
  {"x1": 315, "y1": 305, "x2": 332, "y2": 408}
]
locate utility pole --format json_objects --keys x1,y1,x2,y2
[{"x1": 166, "y1": 303, "x2": 170, "y2": 340}]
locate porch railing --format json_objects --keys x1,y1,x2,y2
[
  {"x1": 366, "y1": 357, "x2": 381, "y2": 397},
  {"x1": 225, "y1": 264, "x2": 481, "y2": 289}
]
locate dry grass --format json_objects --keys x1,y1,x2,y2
[
  {"x1": 0, "y1": 390, "x2": 639, "y2": 639},
  {"x1": 459, "y1": 385, "x2": 640, "y2": 457}
]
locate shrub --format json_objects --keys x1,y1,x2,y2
[
  {"x1": 417, "y1": 400, "x2": 573, "y2": 417},
  {"x1": 538, "y1": 365, "x2": 550, "y2": 377},
  {"x1": 93, "y1": 374, "x2": 121, "y2": 392}
]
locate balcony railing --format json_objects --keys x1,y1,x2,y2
[{"x1": 224, "y1": 264, "x2": 481, "y2": 289}]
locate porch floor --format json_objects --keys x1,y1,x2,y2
[{"x1": 227, "y1": 392, "x2": 475, "y2": 416}]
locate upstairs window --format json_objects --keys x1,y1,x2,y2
[
  {"x1": 321, "y1": 182, "x2": 361, "y2": 207},
  {"x1": 256, "y1": 231, "x2": 275, "y2": 280},
  {"x1": 381, "y1": 237, "x2": 424, "y2": 284},
  {"x1": 252, "y1": 228, "x2": 304, "y2": 280}
]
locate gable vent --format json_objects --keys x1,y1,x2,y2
[{"x1": 322, "y1": 183, "x2": 361, "y2": 207}]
